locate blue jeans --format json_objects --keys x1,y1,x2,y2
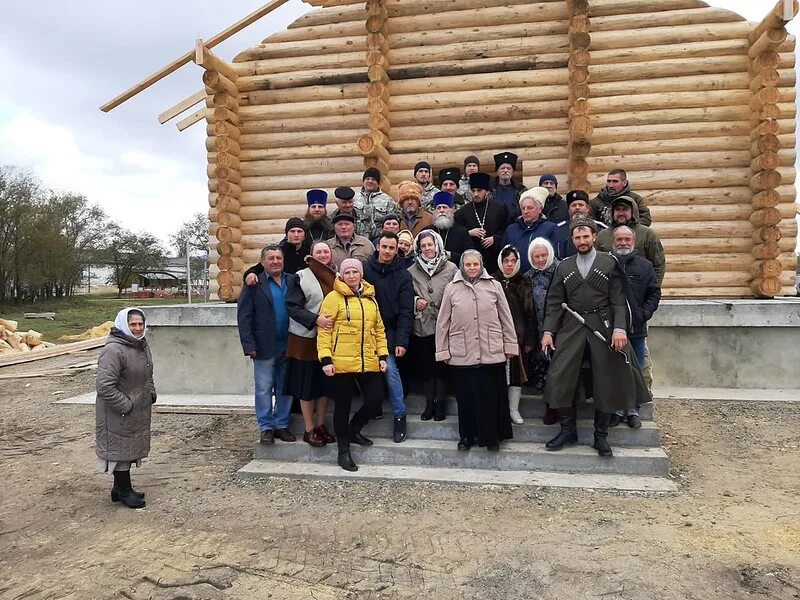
[
  {"x1": 253, "y1": 356, "x2": 292, "y2": 431},
  {"x1": 617, "y1": 338, "x2": 647, "y2": 417},
  {"x1": 384, "y1": 354, "x2": 407, "y2": 418},
  {"x1": 630, "y1": 337, "x2": 646, "y2": 371}
]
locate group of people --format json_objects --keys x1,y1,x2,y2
[
  {"x1": 90, "y1": 152, "x2": 666, "y2": 509},
  {"x1": 235, "y1": 152, "x2": 666, "y2": 473}
]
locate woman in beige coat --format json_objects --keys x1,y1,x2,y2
[
  {"x1": 435, "y1": 250, "x2": 518, "y2": 451},
  {"x1": 407, "y1": 230, "x2": 458, "y2": 421}
]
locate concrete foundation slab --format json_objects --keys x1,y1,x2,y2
[
  {"x1": 139, "y1": 299, "x2": 800, "y2": 394},
  {"x1": 236, "y1": 460, "x2": 679, "y2": 492},
  {"x1": 251, "y1": 438, "x2": 670, "y2": 477}
]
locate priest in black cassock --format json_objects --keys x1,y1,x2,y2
[{"x1": 454, "y1": 172, "x2": 510, "y2": 268}]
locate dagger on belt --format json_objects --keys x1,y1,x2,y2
[{"x1": 560, "y1": 303, "x2": 630, "y2": 364}]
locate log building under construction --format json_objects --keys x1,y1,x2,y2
[{"x1": 104, "y1": 0, "x2": 800, "y2": 301}]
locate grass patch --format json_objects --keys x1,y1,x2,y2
[{"x1": 0, "y1": 294, "x2": 189, "y2": 343}]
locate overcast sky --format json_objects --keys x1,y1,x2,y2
[{"x1": 0, "y1": 1, "x2": 796, "y2": 252}]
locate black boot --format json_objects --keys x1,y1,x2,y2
[
  {"x1": 337, "y1": 448, "x2": 358, "y2": 472},
  {"x1": 421, "y1": 401, "x2": 434, "y2": 421},
  {"x1": 393, "y1": 416, "x2": 407, "y2": 443},
  {"x1": 545, "y1": 410, "x2": 578, "y2": 451},
  {"x1": 112, "y1": 470, "x2": 146, "y2": 508},
  {"x1": 421, "y1": 380, "x2": 435, "y2": 420},
  {"x1": 433, "y1": 378, "x2": 448, "y2": 421},
  {"x1": 433, "y1": 397, "x2": 447, "y2": 421},
  {"x1": 592, "y1": 411, "x2": 614, "y2": 457},
  {"x1": 350, "y1": 431, "x2": 374, "y2": 446},
  {"x1": 111, "y1": 469, "x2": 145, "y2": 502}
]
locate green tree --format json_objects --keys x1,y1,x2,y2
[
  {"x1": 171, "y1": 212, "x2": 209, "y2": 255},
  {"x1": 0, "y1": 166, "x2": 39, "y2": 301},
  {"x1": 103, "y1": 225, "x2": 166, "y2": 297}
]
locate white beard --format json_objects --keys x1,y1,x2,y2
[
  {"x1": 614, "y1": 247, "x2": 633, "y2": 256},
  {"x1": 434, "y1": 214, "x2": 454, "y2": 230}
]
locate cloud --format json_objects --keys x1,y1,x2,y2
[
  {"x1": 0, "y1": 0, "x2": 309, "y2": 250},
  {"x1": 0, "y1": 109, "x2": 206, "y2": 244}
]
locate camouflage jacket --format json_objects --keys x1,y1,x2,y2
[
  {"x1": 420, "y1": 183, "x2": 442, "y2": 213},
  {"x1": 353, "y1": 188, "x2": 401, "y2": 239},
  {"x1": 457, "y1": 177, "x2": 474, "y2": 203}
]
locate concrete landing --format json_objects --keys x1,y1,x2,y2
[
  {"x1": 251, "y1": 438, "x2": 670, "y2": 477},
  {"x1": 237, "y1": 460, "x2": 678, "y2": 493}
]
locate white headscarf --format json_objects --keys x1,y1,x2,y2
[
  {"x1": 114, "y1": 307, "x2": 147, "y2": 340},
  {"x1": 496, "y1": 244, "x2": 521, "y2": 279},
  {"x1": 527, "y1": 237, "x2": 555, "y2": 271},
  {"x1": 414, "y1": 230, "x2": 448, "y2": 277}
]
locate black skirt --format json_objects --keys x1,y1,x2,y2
[
  {"x1": 284, "y1": 358, "x2": 328, "y2": 401},
  {"x1": 406, "y1": 334, "x2": 449, "y2": 381},
  {"x1": 453, "y1": 363, "x2": 513, "y2": 446}
]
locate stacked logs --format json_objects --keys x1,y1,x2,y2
[
  {"x1": 197, "y1": 44, "x2": 245, "y2": 302},
  {"x1": 357, "y1": 0, "x2": 393, "y2": 190},
  {"x1": 748, "y1": 0, "x2": 799, "y2": 297},
  {"x1": 566, "y1": 0, "x2": 591, "y2": 191},
  {"x1": 0, "y1": 319, "x2": 46, "y2": 354}
]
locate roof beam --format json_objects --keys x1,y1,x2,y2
[
  {"x1": 749, "y1": 0, "x2": 799, "y2": 44},
  {"x1": 100, "y1": 0, "x2": 291, "y2": 112},
  {"x1": 158, "y1": 90, "x2": 206, "y2": 124}
]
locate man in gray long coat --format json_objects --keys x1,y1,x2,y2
[{"x1": 541, "y1": 219, "x2": 650, "y2": 457}]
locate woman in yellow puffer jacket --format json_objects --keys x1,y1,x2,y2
[{"x1": 317, "y1": 258, "x2": 388, "y2": 472}]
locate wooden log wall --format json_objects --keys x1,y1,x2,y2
[
  {"x1": 357, "y1": 0, "x2": 392, "y2": 187},
  {"x1": 747, "y1": 0, "x2": 799, "y2": 297},
  {"x1": 204, "y1": 0, "x2": 798, "y2": 299},
  {"x1": 582, "y1": 0, "x2": 798, "y2": 297},
  {"x1": 566, "y1": 0, "x2": 591, "y2": 191},
  {"x1": 200, "y1": 46, "x2": 245, "y2": 302}
]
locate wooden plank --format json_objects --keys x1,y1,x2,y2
[
  {"x1": 99, "y1": 0, "x2": 291, "y2": 112},
  {"x1": 0, "y1": 365, "x2": 96, "y2": 380},
  {"x1": 154, "y1": 406, "x2": 255, "y2": 416},
  {"x1": 177, "y1": 108, "x2": 209, "y2": 131},
  {"x1": 0, "y1": 338, "x2": 106, "y2": 368},
  {"x1": 158, "y1": 90, "x2": 206, "y2": 124},
  {"x1": 22, "y1": 312, "x2": 56, "y2": 320}
]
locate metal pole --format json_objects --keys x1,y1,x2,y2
[{"x1": 186, "y1": 237, "x2": 192, "y2": 304}]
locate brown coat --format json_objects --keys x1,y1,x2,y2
[
  {"x1": 400, "y1": 209, "x2": 435, "y2": 238},
  {"x1": 95, "y1": 329, "x2": 156, "y2": 462},
  {"x1": 435, "y1": 270, "x2": 518, "y2": 366}
]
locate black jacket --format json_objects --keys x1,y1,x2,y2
[
  {"x1": 615, "y1": 251, "x2": 661, "y2": 339},
  {"x1": 243, "y1": 238, "x2": 311, "y2": 283},
  {"x1": 236, "y1": 272, "x2": 298, "y2": 359},
  {"x1": 361, "y1": 253, "x2": 414, "y2": 351},
  {"x1": 543, "y1": 193, "x2": 569, "y2": 224}
]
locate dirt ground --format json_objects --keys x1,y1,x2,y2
[{"x1": 1, "y1": 351, "x2": 799, "y2": 600}]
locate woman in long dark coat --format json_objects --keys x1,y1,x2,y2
[
  {"x1": 435, "y1": 250, "x2": 518, "y2": 451},
  {"x1": 95, "y1": 308, "x2": 156, "y2": 509},
  {"x1": 523, "y1": 237, "x2": 560, "y2": 424},
  {"x1": 493, "y1": 245, "x2": 537, "y2": 425}
]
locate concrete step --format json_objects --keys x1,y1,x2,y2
[
  {"x1": 237, "y1": 460, "x2": 678, "y2": 492},
  {"x1": 293, "y1": 415, "x2": 661, "y2": 447},
  {"x1": 400, "y1": 394, "x2": 654, "y2": 421},
  {"x1": 252, "y1": 438, "x2": 669, "y2": 477}
]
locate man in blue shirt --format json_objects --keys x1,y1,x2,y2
[{"x1": 237, "y1": 244, "x2": 297, "y2": 445}]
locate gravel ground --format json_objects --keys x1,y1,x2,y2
[{"x1": 1, "y1": 355, "x2": 798, "y2": 600}]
